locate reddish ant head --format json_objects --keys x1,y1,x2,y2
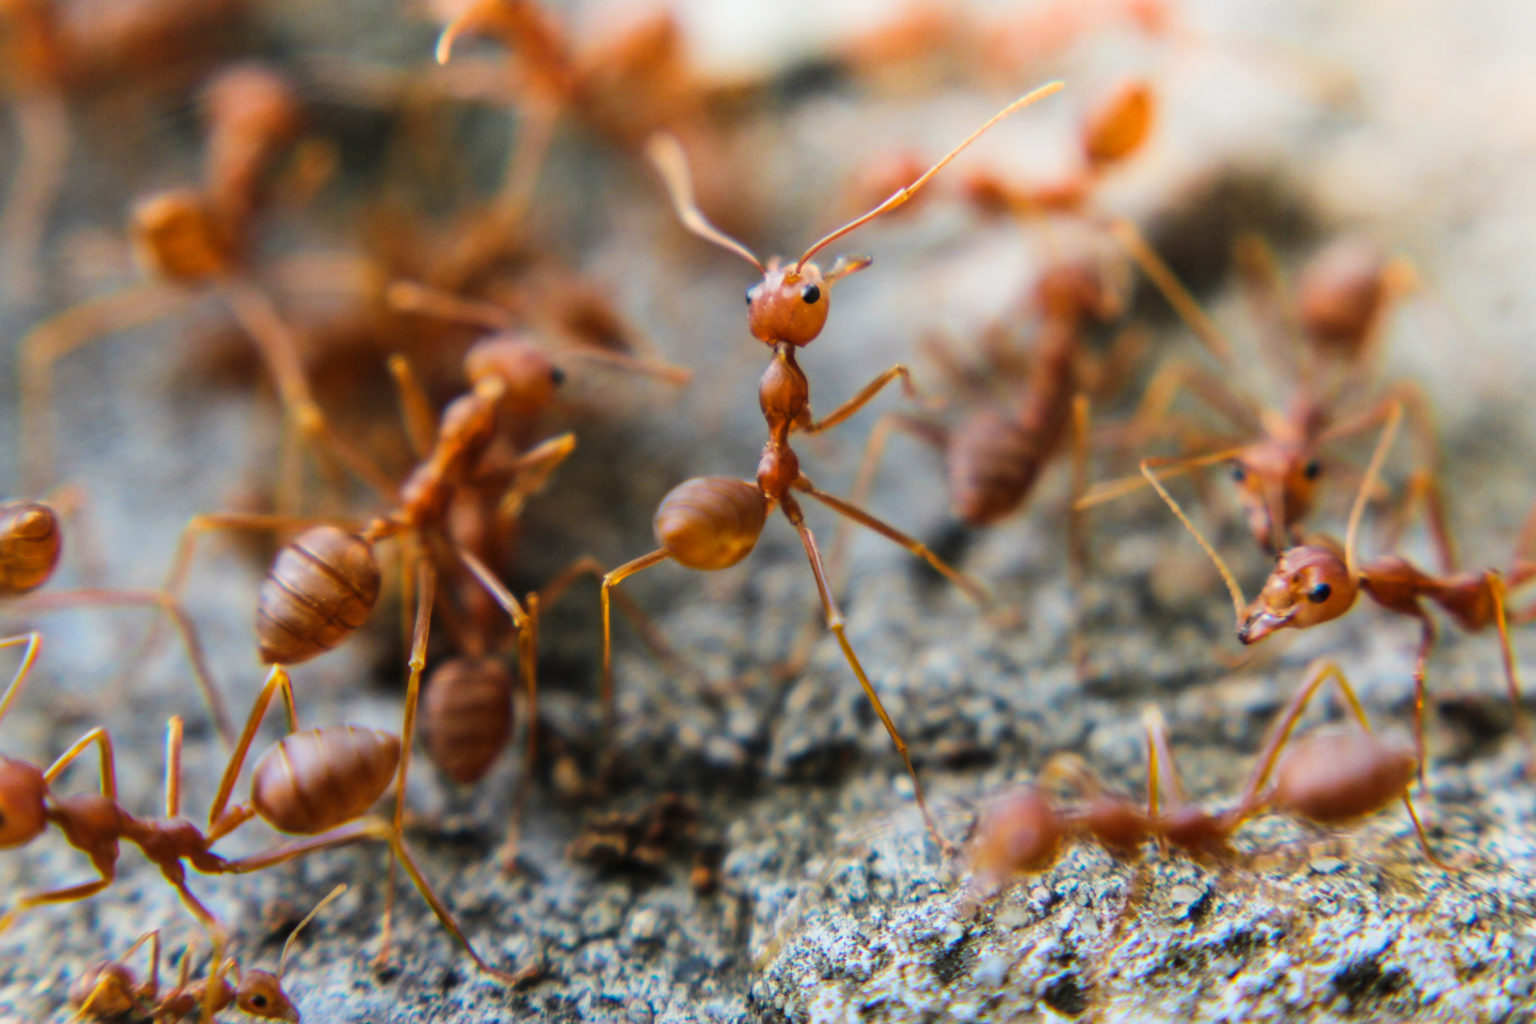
[
  {"x1": 0, "y1": 757, "x2": 48, "y2": 847},
  {"x1": 745, "y1": 256, "x2": 870, "y2": 347},
  {"x1": 463, "y1": 333, "x2": 564, "y2": 419},
  {"x1": 1271, "y1": 727, "x2": 1416, "y2": 825},
  {"x1": 1230, "y1": 442, "x2": 1322, "y2": 552},
  {"x1": 236, "y1": 969, "x2": 301, "y2": 1022},
  {"x1": 966, "y1": 786, "x2": 1064, "y2": 896},
  {"x1": 130, "y1": 189, "x2": 233, "y2": 283},
  {"x1": 1238, "y1": 545, "x2": 1358, "y2": 644}
]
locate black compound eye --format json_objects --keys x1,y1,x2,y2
[
  {"x1": 250, "y1": 995, "x2": 269, "y2": 1008},
  {"x1": 745, "y1": 285, "x2": 756, "y2": 305},
  {"x1": 800, "y1": 284, "x2": 821, "y2": 304},
  {"x1": 1306, "y1": 582, "x2": 1332, "y2": 604},
  {"x1": 1231, "y1": 465, "x2": 1247, "y2": 483},
  {"x1": 550, "y1": 367, "x2": 566, "y2": 387},
  {"x1": 1303, "y1": 459, "x2": 1321, "y2": 480}
]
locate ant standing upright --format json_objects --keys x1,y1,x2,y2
[{"x1": 597, "y1": 84, "x2": 1064, "y2": 850}]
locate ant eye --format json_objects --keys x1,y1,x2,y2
[
  {"x1": 251, "y1": 995, "x2": 268, "y2": 1007},
  {"x1": 800, "y1": 284, "x2": 821, "y2": 304},
  {"x1": 1303, "y1": 460, "x2": 1321, "y2": 480},
  {"x1": 550, "y1": 367, "x2": 566, "y2": 387},
  {"x1": 1231, "y1": 465, "x2": 1246, "y2": 483},
  {"x1": 744, "y1": 285, "x2": 756, "y2": 305},
  {"x1": 1307, "y1": 582, "x2": 1332, "y2": 604}
]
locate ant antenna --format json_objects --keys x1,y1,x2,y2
[
  {"x1": 278, "y1": 883, "x2": 347, "y2": 977},
  {"x1": 1343, "y1": 400, "x2": 1403, "y2": 580},
  {"x1": 795, "y1": 81, "x2": 1065, "y2": 272},
  {"x1": 1139, "y1": 459, "x2": 1248, "y2": 625},
  {"x1": 645, "y1": 134, "x2": 765, "y2": 273}
]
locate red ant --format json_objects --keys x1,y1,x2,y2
[
  {"x1": 594, "y1": 84, "x2": 1064, "y2": 851},
  {"x1": 0, "y1": 632, "x2": 532, "y2": 1020},
  {"x1": 1076, "y1": 235, "x2": 1433, "y2": 555},
  {"x1": 0, "y1": 0, "x2": 249, "y2": 300},
  {"x1": 69, "y1": 882, "x2": 346, "y2": 1022},
  {"x1": 966, "y1": 657, "x2": 1446, "y2": 905},
  {"x1": 1141, "y1": 399, "x2": 1536, "y2": 778},
  {"x1": 18, "y1": 62, "x2": 385, "y2": 508}
]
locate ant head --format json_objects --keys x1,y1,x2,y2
[
  {"x1": 1229, "y1": 443, "x2": 1322, "y2": 551},
  {"x1": 966, "y1": 787, "x2": 1064, "y2": 892},
  {"x1": 745, "y1": 256, "x2": 871, "y2": 347},
  {"x1": 0, "y1": 756, "x2": 49, "y2": 847},
  {"x1": 130, "y1": 190, "x2": 233, "y2": 283},
  {"x1": 1272, "y1": 726, "x2": 1415, "y2": 825},
  {"x1": 1081, "y1": 77, "x2": 1155, "y2": 170},
  {"x1": 463, "y1": 333, "x2": 564, "y2": 419},
  {"x1": 1033, "y1": 261, "x2": 1119, "y2": 323},
  {"x1": 1239, "y1": 544, "x2": 1357, "y2": 643},
  {"x1": 236, "y1": 969, "x2": 301, "y2": 1022}
]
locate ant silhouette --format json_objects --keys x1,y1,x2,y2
[{"x1": 594, "y1": 84, "x2": 1064, "y2": 851}]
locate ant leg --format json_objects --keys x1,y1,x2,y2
[
  {"x1": 0, "y1": 875, "x2": 115, "y2": 935},
  {"x1": 1075, "y1": 444, "x2": 1250, "y2": 515},
  {"x1": 44, "y1": 726, "x2": 118, "y2": 801},
  {"x1": 600, "y1": 550, "x2": 672, "y2": 736},
  {"x1": 827, "y1": 412, "x2": 947, "y2": 597},
  {"x1": 385, "y1": 279, "x2": 515, "y2": 331},
  {"x1": 0, "y1": 92, "x2": 68, "y2": 303},
  {"x1": 500, "y1": 593, "x2": 540, "y2": 873},
  {"x1": 385, "y1": 354, "x2": 439, "y2": 461},
  {"x1": 165, "y1": 717, "x2": 184, "y2": 818},
  {"x1": 1140, "y1": 705, "x2": 1188, "y2": 810},
  {"x1": 801, "y1": 364, "x2": 924, "y2": 436},
  {"x1": 1318, "y1": 381, "x2": 1440, "y2": 478},
  {"x1": 1380, "y1": 469, "x2": 1458, "y2": 574},
  {"x1": 377, "y1": 558, "x2": 437, "y2": 969},
  {"x1": 534, "y1": 556, "x2": 682, "y2": 673},
  {"x1": 1233, "y1": 659, "x2": 1369, "y2": 817},
  {"x1": 219, "y1": 818, "x2": 537, "y2": 985},
  {"x1": 19, "y1": 283, "x2": 190, "y2": 494},
  {"x1": 778, "y1": 494, "x2": 954, "y2": 856},
  {"x1": 1069, "y1": 395, "x2": 1091, "y2": 675},
  {"x1": 0, "y1": 632, "x2": 42, "y2": 726},
  {"x1": 1123, "y1": 358, "x2": 1259, "y2": 444},
  {"x1": 1486, "y1": 572, "x2": 1536, "y2": 771},
  {"x1": 1106, "y1": 218, "x2": 1235, "y2": 366},
  {"x1": 793, "y1": 476, "x2": 992, "y2": 607},
  {"x1": 207, "y1": 666, "x2": 300, "y2": 839},
  {"x1": 7, "y1": 587, "x2": 233, "y2": 745},
  {"x1": 220, "y1": 279, "x2": 397, "y2": 505},
  {"x1": 160, "y1": 876, "x2": 228, "y2": 1023},
  {"x1": 490, "y1": 433, "x2": 577, "y2": 523}
]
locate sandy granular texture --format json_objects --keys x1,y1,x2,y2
[{"x1": 3, "y1": 1, "x2": 1536, "y2": 1022}]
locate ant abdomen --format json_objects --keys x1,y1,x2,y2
[
  {"x1": 0, "y1": 500, "x2": 62, "y2": 595},
  {"x1": 424, "y1": 656, "x2": 514, "y2": 786},
  {"x1": 256, "y1": 526, "x2": 381, "y2": 666},
  {"x1": 653, "y1": 477, "x2": 768, "y2": 570},
  {"x1": 1081, "y1": 77, "x2": 1154, "y2": 169},
  {"x1": 946, "y1": 410, "x2": 1043, "y2": 526},
  {"x1": 1271, "y1": 728, "x2": 1416, "y2": 825},
  {"x1": 252, "y1": 725, "x2": 401, "y2": 834}
]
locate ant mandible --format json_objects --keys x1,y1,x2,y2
[
  {"x1": 1142, "y1": 399, "x2": 1536, "y2": 778},
  {"x1": 597, "y1": 84, "x2": 1064, "y2": 851}
]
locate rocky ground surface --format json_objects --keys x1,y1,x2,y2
[{"x1": 2, "y1": 1, "x2": 1536, "y2": 1022}]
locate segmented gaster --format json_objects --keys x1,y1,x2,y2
[
  {"x1": 653, "y1": 477, "x2": 768, "y2": 570},
  {"x1": 424, "y1": 657, "x2": 514, "y2": 785},
  {"x1": 256, "y1": 526, "x2": 381, "y2": 665},
  {"x1": 0, "y1": 501, "x2": 62, "y2": 595},
  {"x1": 252, "y1": 725, "x2": 400, "y2": 834}
]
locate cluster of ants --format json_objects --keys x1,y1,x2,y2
[{"x1": 0, "y1": 0, "x2": 1527, "y2": 1019}]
